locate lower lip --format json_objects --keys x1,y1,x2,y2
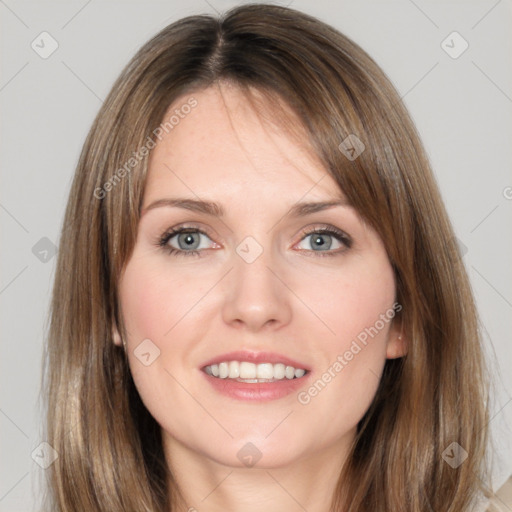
[{"x1": 201, "y1": 371, "x2": 311, "y2": 401}]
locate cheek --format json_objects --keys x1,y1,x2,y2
[
  {"x1": 119, "y1": 258, "x2": 190, "y2": 342},
  {"x1": 118, "y1": 256, "x2": 212, "y2": 390},
  {"x1": 298, "y1": 257, "x2": 396, "y2": 354},
  {"x1": 117, "y1": 261, "x2": 188, "y2": 423},
  {"x1": 293, "y1": 257, "x2": 396, "y2": 421}
]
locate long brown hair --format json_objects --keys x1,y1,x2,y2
[{"x1": 42, "y1": 4, "x2": 490, "y2": 510}]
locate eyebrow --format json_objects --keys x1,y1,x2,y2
[{"x1": 140, "y1": 197, "x2": 350, "y2": 218}]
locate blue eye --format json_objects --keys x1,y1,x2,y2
[
  {"x1": 296, "y1": 227, "x2": 352, "y2": 256},
  {"x1": 157, "y1": 226, "x2": 352, "y2": 258},
  {"x1": 158, "y1": 228, "x2": 214, "y2": 257}
]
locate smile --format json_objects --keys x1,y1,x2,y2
[{"x1": 203, "y1": 361, "x2": 308, "y2": 382}]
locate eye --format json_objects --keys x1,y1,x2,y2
[
  {"x1": 295, "y1": 226, "x2": 352, "y2": 256},
  {"x1": 156, "y1": 225, "x2": 352, "y2": 258},
  {"x1": 157, "y1": 227, "x2": 217, "y2": 257}
]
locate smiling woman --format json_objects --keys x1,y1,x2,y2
[{"x1": 42, "y1": 4, "x2": 491, "y2": 512}]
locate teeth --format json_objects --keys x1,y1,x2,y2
[
  {"x1": 218, "y1": 362, "x2": 229, "y2": 379},
  {"x1": 204, "y1": 361, "x2": 307, "y2": 381},
  {"x1": 240, "y1": 362, "x2": 256, "y2": 379},
  {"x1": 256, "y1": 363, "x2": 273, "y2": 379},
  {"x1": 228, "y1": 361, "x2": 240, "y2": 379},
  {"x1": 274, "y1": 363, "x2": 285, "y2": 379},
  {"x1": 285, "y1": 365, "x2": 295, "y2": 379}
]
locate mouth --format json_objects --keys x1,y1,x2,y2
[
  {"x1": 203, "y1": 361, "x2": 308, "y2": 383},
  {"x1": 200, "y1": 351, "x2": 311, "y2": 401}
]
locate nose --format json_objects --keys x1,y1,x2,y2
[{"x1": 221, "y1": 241, "x2": 293, "y2": 332}]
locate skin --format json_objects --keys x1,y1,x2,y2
[{"x1": 113, "y1": 83, "x2": 406, "y2": 512}]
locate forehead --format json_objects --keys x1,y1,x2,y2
[{"x1": 143, "y1": 84, "x2": 344, "y2": 205}]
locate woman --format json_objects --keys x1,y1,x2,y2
[{"x1": 42, "y1": 4, "x2": 490, "y2": 511}]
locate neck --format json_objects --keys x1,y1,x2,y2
[{"x1": 163, "y1": 432, "x2": 353, "y2": 512}]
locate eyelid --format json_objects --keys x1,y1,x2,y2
[{"x1": 159, "y1": 222, "x2": 216, "y2": 241}]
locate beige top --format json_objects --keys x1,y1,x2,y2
[{"x1": 486, "y1": 475, "x2": 512, "y2": 511}]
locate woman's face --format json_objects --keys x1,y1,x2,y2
[{"x1": 115, "y1": 84, "x2": 404, "y2": 469}]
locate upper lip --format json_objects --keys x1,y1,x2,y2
[{"x1": 201, "y1": 350, "x2": 311, "y2": 371}]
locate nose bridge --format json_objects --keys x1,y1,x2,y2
[{"x1": 221, "y1": 234, "x2": 292, "y2": 330}]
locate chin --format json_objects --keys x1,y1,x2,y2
[{"x1": 203, "y1": 435, "x2": 306, "y2": 470}]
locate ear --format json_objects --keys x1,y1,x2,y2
[
  {"x1": 112, "y1": 320, "x2": 123, "y2": 347},
  {"x1": 386, "y1": 320, "x2": 407, "y2": 359}
]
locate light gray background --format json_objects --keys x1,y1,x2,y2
[{"x1": 1, "y1": 1, "x2": 511, "y2": 510}]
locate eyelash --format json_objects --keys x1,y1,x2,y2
[{"x1": 156, "y1": 225, "x2": 352, "y2": 258}]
